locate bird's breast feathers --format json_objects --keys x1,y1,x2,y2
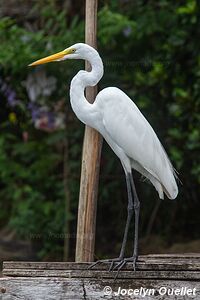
[{"x1": 97, "y1": 87, "x2": 173, "y2": 179}]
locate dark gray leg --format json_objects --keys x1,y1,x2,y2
[
  {"x1": 118, "y1": 173, "x2": 134, "y2": 258},
  {"x1": 113, "y1": 172, "x2": 140, "y2": 273},
  {"x1": 107, "y1": 173, "x2": 134, "y2": 271},
  {"x1": 129, "y1": 172, "x2": 140, "y2": 261}
]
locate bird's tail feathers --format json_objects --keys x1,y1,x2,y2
[
  {"x1": 163, "y1": 167, "x2": 178, "y2": 200},
  {"x1": 173, "y1": 167, "x2": 182, "y2": 185},
  {"x1": 156, "y1": 141, "x2": 179, "y2": 199}
]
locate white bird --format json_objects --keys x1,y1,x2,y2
[{"x1": 29, "y1": 43, "x2": 178, "y2": 271}]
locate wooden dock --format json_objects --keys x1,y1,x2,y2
[{"x1": 0, "y1": 254, "x2": 200, "y2": 299}]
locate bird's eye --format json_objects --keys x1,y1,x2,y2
[{"x1": 72, "y1": 49, "x2": 76, "y2": 53}]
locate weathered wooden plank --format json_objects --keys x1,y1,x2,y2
[
  {"x1": 3, "y1": 255, "x2": 200, "y2": 272},
  {"x1": 3, "y1": 268, "x2": 200, "y2": 280},
  {"x1": 4, "y1": 253, "x2": 200, "y2": 268},
  {"x1": 1, "y1": 256, "x2": 200, "y2": 299},
  {"x1": 144, "y1": 253, "x2": 200, "y2": 257},
  {"x1": 0, "y1": 277, "x2": 199, "y2": 300},
  {"x1": 3, "y1": 261, "x2": 200, "y2": 271}
]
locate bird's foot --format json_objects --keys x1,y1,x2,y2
[
  {"x1": 113, "y1": 255, "x2": 138, "y2": 272},
  {"x1": 88, "y1": 257, "x2": 124, "y2": 272}
]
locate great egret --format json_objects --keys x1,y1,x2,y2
[{"x1": 29, "y1": 43, "x2": 178, "y2": 271}]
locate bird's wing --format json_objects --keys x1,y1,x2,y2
[{"x1": 96, "y1": 87, "x2": 178, "y2": 199}]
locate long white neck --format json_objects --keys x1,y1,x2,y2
[{"x1": 69, "y1": 47, "x2": 104, "y2": 127}]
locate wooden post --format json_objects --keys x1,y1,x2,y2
[{"x1": 75, "y1": 0, "x2": 102, "y2": 262}]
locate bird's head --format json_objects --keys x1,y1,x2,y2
[{"x1": 29, "y1": 43, "x2": 95, "y2": 66}]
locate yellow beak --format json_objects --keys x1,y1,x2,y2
[{"x1": 28, "y1": 49, "x2": 71, "y2": 66}]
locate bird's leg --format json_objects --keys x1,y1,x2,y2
[
  {"x1": 113, "y1": 172, "x2": 140, "y2": 273},
  {"x1": 120, "y1": 173, "x2": 134, "y2": 257},
  {"x1": 88, "y1": 172, "x2": 134, "y2": 271},
  {"x1": 130, "y1": 172, "x2": 140, "y2": 269},
  {"x1": 108, "y1": 173, "x2": 134, "y2": 271}
]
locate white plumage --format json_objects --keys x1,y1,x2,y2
[
  {"x1": 29, "y1": 42, "x2": 178, "y2": 270},
  {"x1": 96, "y1": 87, "x2": 178, "y2": 200},
  {"x1": 66, "y1": 43, "x2": 178, "y2": 200}
]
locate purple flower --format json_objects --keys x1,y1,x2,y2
[
  {"x1": 47, "y1": 111, "x2": 55, "y2": 129},
  {"x1": 28, "y1": 103, "x2": 41, "y2": 121},
  {"x1": 28, "y1": 102, "x2": 65, "y2": 132},
  {"x1": 7, "y1": 90, "x2": 19, "y2": 107},
  {"x1": 123, "y1": 26, "x2": 132, "y2": 37},
  {"x1": 0, "y1": 79, "x2": 21, "y2": 107}
]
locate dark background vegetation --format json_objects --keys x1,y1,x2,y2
[{"x1": 0, "y1": 0, "x2": 199, "y2": 263}]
